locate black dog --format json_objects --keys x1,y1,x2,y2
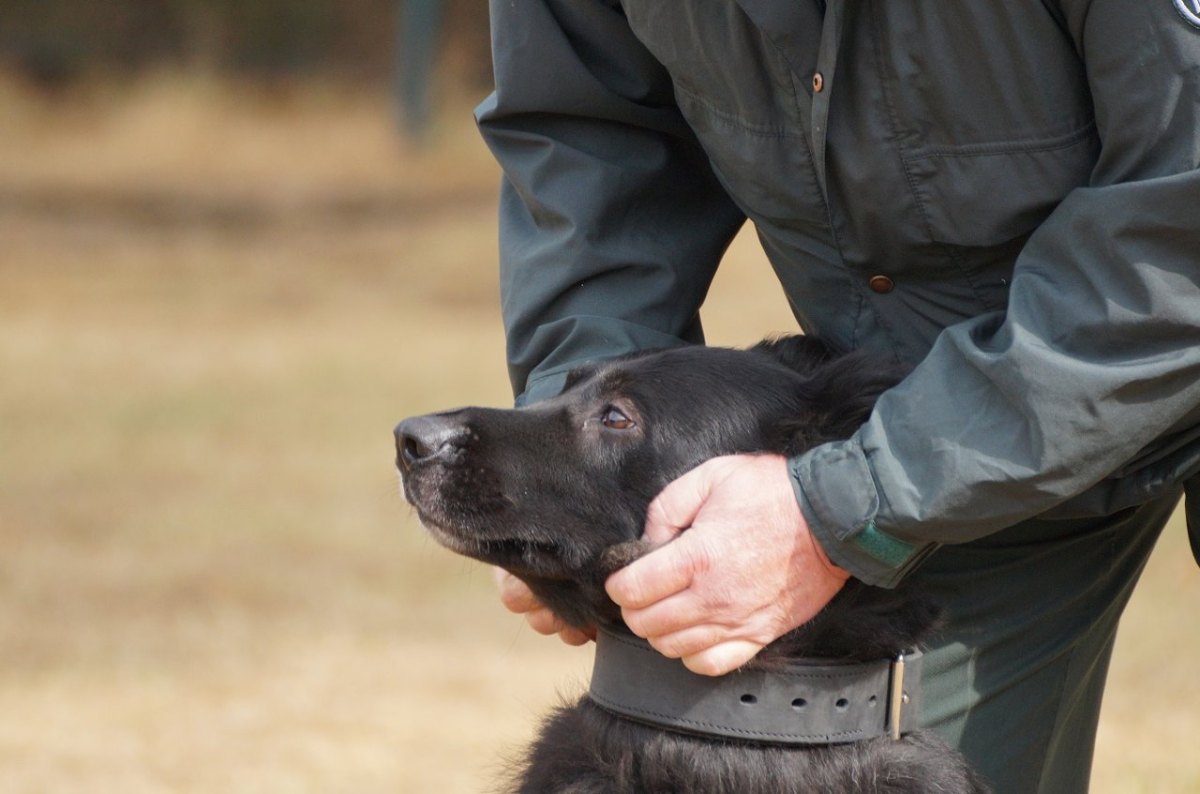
[{"x1": 396, "y1": 337, "x2": 989, "y2": 793}]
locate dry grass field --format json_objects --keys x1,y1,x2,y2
[{"x1": 0, "y1": 74, "x2": 1196, "y2": 793}]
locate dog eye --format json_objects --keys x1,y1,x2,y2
[{"x1": 600, "y1": 407, "x2": 635, "y2": 430}]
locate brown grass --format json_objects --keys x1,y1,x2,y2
[{"x1": 0, "y1": 74, "x2": 1195, "y2": 793}]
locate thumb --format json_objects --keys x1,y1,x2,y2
[
  {"x1": 683, "y1": 639, "x2": 763, "y2": 677},
  {"x1": 643, "y1": 458, "x2": 722, "y2": 545}
]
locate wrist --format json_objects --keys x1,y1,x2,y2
[
  {"x1": 787, "y1": 444, "x2": 936, "y2": 588},
  {"x1": 803, "y1": 516, "x2": 851, "y2": 582}
]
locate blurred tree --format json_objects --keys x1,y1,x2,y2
[
  {"x1": 396, "y1": 0, "x2": 443, "y2": 141},
  {"x1": 0, "y1": 0, "x2": 490, "y2": 90}
]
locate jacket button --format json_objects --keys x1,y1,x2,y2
[
  {"x1": 868, "y1": 275, "x2": 895, "y2": 294},
  {"x1": 812, "y1": 72, "x2": 825, "y2": 93}
]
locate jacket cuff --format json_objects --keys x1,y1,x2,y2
[
  {"x1": 789, "y1": 442, "x2": 937, "y2": 588},
  {"x1": 515, "y1": 368, "x2": 571, "y2": 407}
]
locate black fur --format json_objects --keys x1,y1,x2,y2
[{"x1": 395, "y1": 336, "x2": 989, "y2": 793}]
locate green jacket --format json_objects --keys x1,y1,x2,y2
[{"x1": 476, "y1": 0, "x2": 1200, "y2": 586}]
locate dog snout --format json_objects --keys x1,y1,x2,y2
[{"x1": 395, "y1": 414, "x2": 469, "y2": 471}]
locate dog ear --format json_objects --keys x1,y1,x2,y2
[
  {"x1": 751, "y1": 335, "x2": 832, "y2": 375},
  {"x1": 598, "y1": 538, "x2": 657, "y2": 577},
  {"x1": 783, "y1": 351, "x2": 910, "y2": 452}
]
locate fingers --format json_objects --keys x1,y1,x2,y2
[
  {"x1": 605, "y1": 538, "x2": 699, "y2": 610},
  {"x1": 641, "y1": 459, "x2": 720, "y2": 545},
  {"x1": 640, "y1": 620, "x2": 767, "y2": 677},
  {"x1": 643, "y1": 622, "x2": 725, "y2": 659},
  {"x1": 524, "y1": 603, "x2": 567, "y2": 635},
  {"x1": 607, "y1": 461, "x2": 733, "y2": 609},
  {"x1": 557, "y1": 624, "x2": 598, "y2": 646},
  {"x1": 494, "y1": 566, "x2": 540, "y2": 614},
  {"x1": 608, "y1": 454, "x2": 850, "y2": 677},
  {"x1": 625, "y1": 600, "x2": 769, "y2": 676},
  {"x1": 681, "y1": 640, "x2": 764, "y2": 677},
  {"x1": 493, "y1": 566, "x2": 596, "y2": 646},
  {"x1": 525, "y1": 605, "x2": 596, "y2": 645},
  {"x1": 621, "y1": 588, "x2": 716, "y2": 640}
]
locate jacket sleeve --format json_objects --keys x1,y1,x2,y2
[
  {"x1": 793, "y1": 0, "x2": 1200, "y2": 586},
  {"x1": 476, "y1": 0, "x2": 746, "y2": 405}
]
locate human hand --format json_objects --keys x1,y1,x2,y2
[
  {"x1": 605, "y1": 454, "x2": 849, "y2": 676},
  {"x1": 492, "y1": 566, "x2": 597, "y2": 646}
]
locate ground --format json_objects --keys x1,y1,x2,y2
[{"x1": 0, "y1": 74, "x2": 1195, "y2": 793}]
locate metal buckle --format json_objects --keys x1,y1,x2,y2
[{"x1": 888, "y1": 652, "x2": 908, "y2": 740}]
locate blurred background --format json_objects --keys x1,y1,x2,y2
[{"x1": 0, "y1": 3, "x2": 1195, "y2": 792}]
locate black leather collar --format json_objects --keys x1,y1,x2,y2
[{"x1": 588, "y1": 625, "x2": 922, "y2": 746}]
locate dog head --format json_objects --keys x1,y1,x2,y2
[{"x1": 395, "y1": 337, "x2": 924, "y2": 648}]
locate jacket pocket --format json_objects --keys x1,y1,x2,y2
[
  {"x1": 673, "y1": 82, "x2": 829, "y2": 231},
  {"x1": 865, "y1": 0, "x2": 1100, "y2": 247},
  {"x1": 903, "y1": 125, "x2": 1100, "y2": 247}
]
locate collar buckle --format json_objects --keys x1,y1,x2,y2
[{"x1": 888, "y1": 652, "x2": 910, "y2": 740}]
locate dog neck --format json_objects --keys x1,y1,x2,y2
[{"x1": 587, "y1": 624, "x2": 922, "y2": 746}]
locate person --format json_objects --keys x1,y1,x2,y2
[{"x1": 475, "y1": 2, "x2": 1200, "y2": 792}]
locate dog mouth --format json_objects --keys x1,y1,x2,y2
[
  {"x1": 400, "y1": 475, "x2": 560, "y2": 570},
  {"x1": 396, "y1": 450, "x2": 577, "y2": 577},
  {"x1": 418, "y1": 514, "x2": 562, "y2": 571}
]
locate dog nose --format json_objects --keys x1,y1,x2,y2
[{"x1": 395, "y1": 414, "x2": 468, "y2": 470}]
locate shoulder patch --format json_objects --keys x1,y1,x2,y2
[{"x1": 1175, "y1": 0, "x2": 1200, "y2": 29}]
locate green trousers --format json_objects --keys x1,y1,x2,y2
[{"x1": 912, "y1": 492, "x2": 1179, "y2": 793}]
